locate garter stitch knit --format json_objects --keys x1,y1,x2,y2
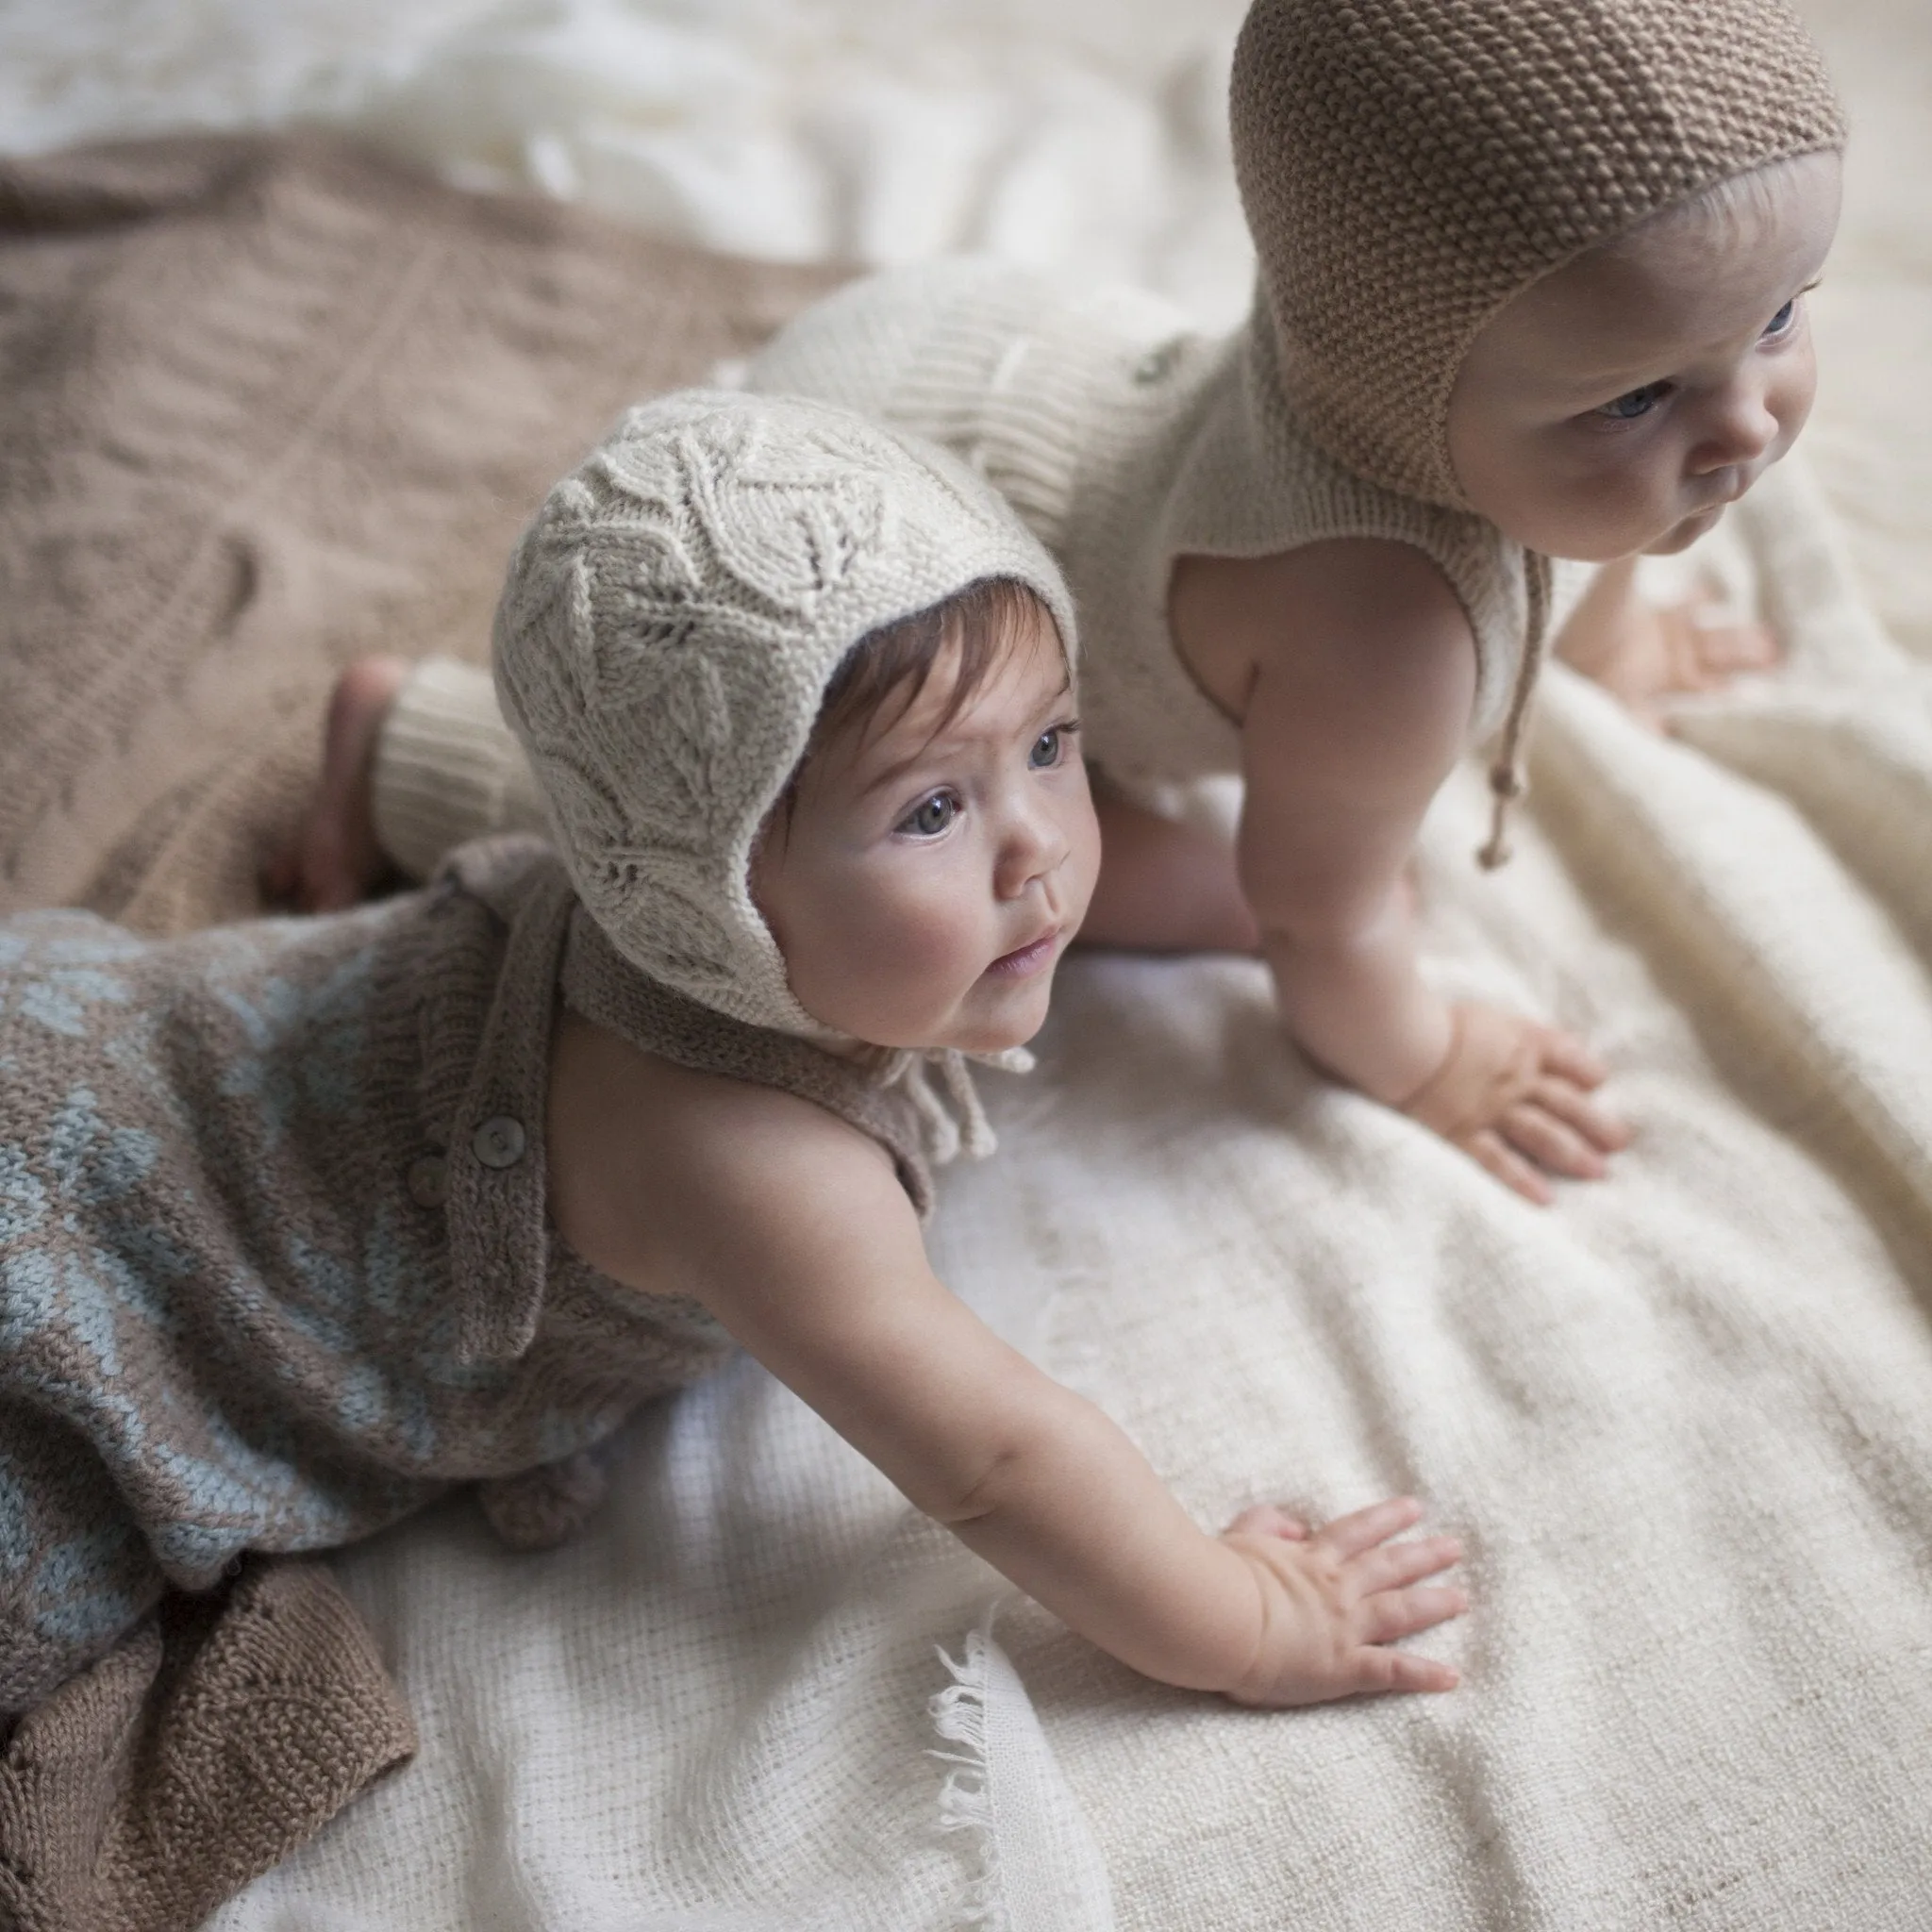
[{"x1": 491, "y1": 390, "x2": 1076, "y2": 1044}]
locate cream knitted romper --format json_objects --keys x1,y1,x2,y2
[
  {"x1": 374, "y1": 274, "x2": 1543, "y2": 871},
  {"x1": 373, "y1": 0, "x2": 1846, "y2": 876}
]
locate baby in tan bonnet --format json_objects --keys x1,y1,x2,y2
[{"x1": 281, "y1": 0, "x2": 1847, "y2": 1206}]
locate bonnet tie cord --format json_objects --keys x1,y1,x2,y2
[
  {"x1": 1476, "y1": 548, "x2": 1554, "y2": 872},
  {"x1": 879, "y1": 1045, "x2": 1035, "y2": 1166}
]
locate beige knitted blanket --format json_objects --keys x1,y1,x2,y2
[
  {"x1": 0, "y1": 131, "x2": 838, "y2": 938},
  {"x1": 0, "y1": 132, "x2": 835, "y2": 1930}
]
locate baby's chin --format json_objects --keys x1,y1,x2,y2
[{"x1": 1642, "y1": 503, "x2": 1729, "y2": 557}]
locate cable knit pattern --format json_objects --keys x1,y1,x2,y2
[
  {"x1": 490, "y1": 390, "x2": 1076, "y2": 1042},
  {"x1": 1230, "y1": 0, "x2": 1847, "y2": 508}
]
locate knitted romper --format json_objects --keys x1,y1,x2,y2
[
  {"x1": 741, "y1": 260, "x2": 1557, "y2": 794},
  {"x1": 0, "y1": 837, "x2": 931, "y2": 1714},
  {"x1": 374, "y1": 267, "x2": 1572, "y2": 876}
]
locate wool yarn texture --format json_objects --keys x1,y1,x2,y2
[
  {"x1": 1229, "y1": 0, "x2": 1848, "y2": 510},
  {"x1": 491, "y1": 390, "x2": 1077, "y2": 1041}
]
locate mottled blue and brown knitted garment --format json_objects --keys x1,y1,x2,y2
[{"x1": 0, "y1": 835, "x2": 931, "y2": 1713}]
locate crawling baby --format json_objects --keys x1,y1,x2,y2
[{"x1": 0, "y1": 393, "x2": 1464, "y2": 1719}]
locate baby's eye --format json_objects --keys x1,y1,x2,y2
[
  {"x1": 1761, "y1": 297, "x2": 1798, "y2": 339},
  {"x1": 899, "y1": 790, "x2": 960, "y2": 838},
  {"x1": 1595, "y1": 380, "x2": 1673, "y2": 422},
  {"x1": 1029, "y1": 725, "x2": 1065, "y2": 770}
]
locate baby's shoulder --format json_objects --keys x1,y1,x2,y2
[
  {"x1": 545, "y1": 1010, "x2": 906, "y2": 1292},
  {"x1": 1174, "y1": 537, "x2": 1476, "y2": 718}
]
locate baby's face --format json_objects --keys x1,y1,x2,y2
[
  {"x1": 1446, "y1": 152, "x2": 1841, "y2": 561},
  {"x1": 751, "y1": 604, "x2": 1100, "y2": 1056}
]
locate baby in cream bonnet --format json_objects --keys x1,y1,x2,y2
[
  {"x1": 1, "y1": 392, "x2": 1464, "y2": 1718},
  {"x1": 279, "y1": 0, "x2": 1847, "y2": 1207}
]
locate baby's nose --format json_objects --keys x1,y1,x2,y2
[{"x1": 1694, "y1": 384, "x2": 1779, "y2": 470}]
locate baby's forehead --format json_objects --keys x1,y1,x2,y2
[
  {"x1": 806, "y1": 620, "x2": 1071, "y2": 795},
  {"x1": 1463, "y1": 152, "x2": 1840, "y2": 392}
]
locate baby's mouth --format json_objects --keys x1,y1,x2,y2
[{"x1": 985, "y1": 928, "x2": 1061, "y2": 980}]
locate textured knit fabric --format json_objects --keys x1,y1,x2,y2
[
  {"x1": 0, "y1": 833, "x2": 931, "y2": 1712},
  {"x1": 361, "y1": 258, "x2": 1554, "y2": 821},
  {"x1": 0, "y1": 1558, "x2": 414, "y2": 1932},
  {"x1": 373, "y1": 658, "x2": 552, "y2": 889},
  {"x1": 0, "y1": 133, "x2": 841, "y2": 938},
  {"x1": 491, "y1": 389, "x2": 1075, "y2": 1043},
  {"x1": 1229, "y1": 0, "x2": 1847, "y2": 508},
  {"x1": 746, "y1": 258, "x2": 1544, "y2": 782}
]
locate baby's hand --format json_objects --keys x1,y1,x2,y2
[
  {"x1": 1218, "y1": 1498, "x2": 1465, "y2": 1707},
  {"x1": 1400, "y1": 1002, "x2": 1629, "y2": 1206}
]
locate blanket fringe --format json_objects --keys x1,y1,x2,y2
[{"x1": 930, "y1": 1624, "x2": 1005, "y2": 1930}]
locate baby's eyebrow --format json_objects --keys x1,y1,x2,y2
[{"x1": 855, "y1": 672, "x2": 1075, "y2": 798}]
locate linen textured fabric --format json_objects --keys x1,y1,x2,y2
[
  {"x1": 1229, "y1": 0, "x2": 1849, "y2": 508},
  {"x1": 490, "y1": 389, "x2": 1077, "y2": 1043}
]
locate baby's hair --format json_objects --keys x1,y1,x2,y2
[
  {"x1": 767, "y1": 575, "x2": 1060, "y2": 831},
  {"x1": 811, "y1": 575, "x2": 1059, "y2": 755},
  {"x1": 1627, "y1": 150, "x2": 1837, "y2": 254}
]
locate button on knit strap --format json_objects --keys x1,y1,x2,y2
[
  {"x1": 472, "y1": 1116, "x2": 526, "y2": 1169},
  {"x1": 445, "y1": 854, "x2": 578, "y2": 1367}
]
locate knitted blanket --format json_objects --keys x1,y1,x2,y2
[
  {"x1": 0, "y1": 132, "x2": 835, "y2": 1929},
  {"x1": 0, "y1": 131, "x2": 839, "y2": 938}
]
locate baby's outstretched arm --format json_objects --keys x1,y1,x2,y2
[
  {"x1": 550, "y1": 1016, "x2": 1465, "y2": 1704},
  {"x1": 1174, "y1": 538, "x2": 1627, "y2": 1202}
]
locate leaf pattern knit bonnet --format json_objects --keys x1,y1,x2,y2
[
  {"x1": 491, "y1": 389, "x2": 1077, "y2": 1047},
  {"x1": 1228, "y1": 0, "x2": 1846, "y2": 858}
]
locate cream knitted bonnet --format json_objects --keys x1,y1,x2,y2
[
  {"x1": 1229, "y1": 0, "x2": 1847, "y2": 511},
  {"x1": 492, "y1": 389, "x2": 1077, "y2": 1048}
]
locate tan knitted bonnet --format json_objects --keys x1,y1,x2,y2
[
  {"x1": 492, "y1": 390, "x2": 1077, "y2": 1044},
  {"x1": 1229, "y1": 0, "x2": 1847, "y2": 511}
]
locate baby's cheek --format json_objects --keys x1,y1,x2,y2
[{"x1": 842, "y1": 880, "x2": 980, "y2": 995}]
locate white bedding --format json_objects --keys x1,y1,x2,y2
[{"x1": 5, "y1": 3, "x2": 1931, "y2": 1927}]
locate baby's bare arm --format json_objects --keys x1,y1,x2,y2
[
  {"x1": 1173, "y1": 539, "x2": 1626, "y2": 1199},
  {"x1": 1185, "y1": 539, "x2": 1473, "y2": 1104},
  {"x1": 548, "y1": 1014, "x2": 1463, "y2": 1702}
]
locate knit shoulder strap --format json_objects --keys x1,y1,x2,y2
[{"x1": 559, "y1": 903, "x2": 937, "y2": 1218}]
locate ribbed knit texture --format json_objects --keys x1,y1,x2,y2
[
  {"x1": 1229, "y1": 0, "x2": 1848, "y2": 508},
  {"x1": 491, "y1": 390, "x2": 1076, "y2": 1043},
  {"x1": 373, "y1": 658, "x2": 550, "y2": 886}
]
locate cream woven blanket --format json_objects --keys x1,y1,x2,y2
[{"x1": 1, "y1": 0, "x2": 1923, "y2": 1925}]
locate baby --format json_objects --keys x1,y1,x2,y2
[
  {"x1": 283, "y1": 0, "x2": 1848, "y2": 1208},
  {"x1": 0, "y1": 393, "x2": 1464, "y2": 1719}
]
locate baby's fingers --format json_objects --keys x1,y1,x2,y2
[
  {"x1": 1534, "y1": 1028, "x2": 1609, "y2": 1091},
  {"x1": 1531, "y1": 1074, "x2": 1631, "y2": 1152},
  {"x1": 1310, "y1": 1495, "x2": 1424, "y2": 1558},
  {"x1": 1357, "y1": 1581, "x2": 1469, "y2": 1647},
  {"x1": 1345, "y1": 1644, "x2": 1461, "y2": 1697},
  {"x1": 1348, "y1": 1533, "x2": 1464, "y2": 1598},
  {"x1": 1467, "y1": 1127, "x2": 1555, "y2": 1207},
  {"x1": 1500, "y1": 1102, "x2": 1610, "y2": 1181}
]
